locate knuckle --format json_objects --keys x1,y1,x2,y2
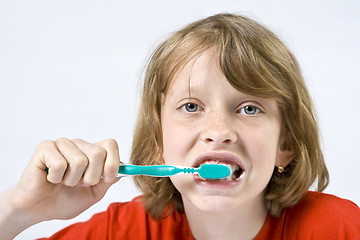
[
  {"x1": 39, "y1": 139, "x2": 53, "y2": 146},
  {"x1": 56, "y1": 137, "x2": 69, "y2": 144},
  {"x1": 104, "y1": 138, "x2": 118, "y2": 150},
  {"x1": 37, "y1": 140, "x2": 55, "y2": 150},
  {"x1": 71, "y1": 138, "x2": 83, "y2": 143},
  {"x1": 72, "y1": 156, "x2": 88, "y2": 168},
  {"x1": 51, "y1": 160, "x2": 68, "y2": 172},
  {"x1": 89, "y1": 147, "x2": 106, "y2": 162}
]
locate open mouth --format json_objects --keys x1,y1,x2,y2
[{"x1": 196, "y1": 160, "x2": 244, "y2": 181}]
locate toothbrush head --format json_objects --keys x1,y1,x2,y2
[{"x1": 197, "y1": 164, "x2": 231, "y2": 179}]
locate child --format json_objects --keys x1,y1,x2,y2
[{"x1": 1, "y1": 13, "x2": 359, "y2": 239}]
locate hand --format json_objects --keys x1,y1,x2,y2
[{"x1": 9, "y1": 138, "x2": 121, "y2": 221}]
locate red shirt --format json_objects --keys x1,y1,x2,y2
[{"x1": 39, "y1": 191, "x2": 360, "y2": 239}]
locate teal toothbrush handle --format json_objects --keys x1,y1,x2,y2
[{"x1": 117, "y1": 165, "x2": 184, "y2": 177}]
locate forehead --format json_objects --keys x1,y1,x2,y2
[{"x1": 166, "y1": 49, "x2": 222, "y2": 94}]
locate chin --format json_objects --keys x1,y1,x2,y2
[{"x1": 183, "y1": 193, "x2": 243, "y2": 214}]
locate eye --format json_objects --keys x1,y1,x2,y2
[
  {"x1": 181, "y1": 103, "x2": 199, "y2": 113},
  {"x1": 240, "y1": 105, "x2": 260, "y2": 115}
]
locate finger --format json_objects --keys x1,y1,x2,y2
[
  {"x1": 55, "y1": 137, "x2": 89, "y2": 186},
  {"x1": 71, "y1": 138, "x2": 106, "y2": 186},
  {"x1": 33, "y1": 140, "x2": 68, "y2": 184},
  {"x1": 95, "y1": 139, "x2": 121, "y2": 183}
]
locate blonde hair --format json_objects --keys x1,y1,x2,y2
[{"x1": 131, "y1": 13, "x2": 329, "y2": 218}]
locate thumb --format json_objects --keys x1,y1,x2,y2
[{"x1": 91, "y1": 177, "x2": 120, "y2": 199}]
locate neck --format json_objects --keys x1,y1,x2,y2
[{"x1": 183, "y1": 195, "x2": 267, "y2": 240}]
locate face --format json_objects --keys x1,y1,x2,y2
[{"x1": 161, "y1": 49, "x2": 291, "y2": 214}]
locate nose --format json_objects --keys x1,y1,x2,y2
[{"x1": 200, "y1": 111, "x2": 238, "y2": 146}]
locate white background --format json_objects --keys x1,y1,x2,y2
[{"x1": 1, "y1": 0, "x2": 359, "y2": 239}]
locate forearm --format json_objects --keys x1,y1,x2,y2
[{"x1": 0, "y1": 189, "x2": 42, "y2": 240}]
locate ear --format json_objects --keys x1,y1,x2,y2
[
  {"x1": 276, "y1": 148, "x2": 294, "y2": 168},
  {"x1": 276, "y1": 132, "x2": 295, "y2": 168}
]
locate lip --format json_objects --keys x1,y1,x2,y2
[
  {"x1": 194, "y1": 176, "x2": 242, "y2": 189},
  {"x1": 191, "y1": 151, "x2": 246, "y2": 188}
]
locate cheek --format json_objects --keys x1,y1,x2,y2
[
  {"x1": 161, "y1": 119, "x2": 197, "y2": 165},
  {"x1": 244, "y1": 124, "x2": 281, "y2": 165}
]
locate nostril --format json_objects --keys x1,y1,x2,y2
[
  {"x1": 204, "y1": 137, "x2": 233, "y2": 144},
  {"x1": 205, "y1": 137, "x2": 214, "y2": 143}
]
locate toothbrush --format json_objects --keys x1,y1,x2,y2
[{"x1": 117, "y1": 164, "x2": 231, "y2": 179}]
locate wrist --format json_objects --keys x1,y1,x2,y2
[{"x1": 0, "y1": 189, "x2": 42, "y2": 240}]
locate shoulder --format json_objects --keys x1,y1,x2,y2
[
  {"x1": 283, "y1": 191, "x2": 360, "y2": 238},
  {"x1": 107, "y1": 196, "x2": 146, "y2": 216},
  {"x1": 105, "y1": 196, "x2": 154, "y2": 231},
  {"x1": 105, "y1": 196, "x2": 193, "y2": 239},
  {"x1": 294, "y1": 191, "x2": 360, "y2": 219}
]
